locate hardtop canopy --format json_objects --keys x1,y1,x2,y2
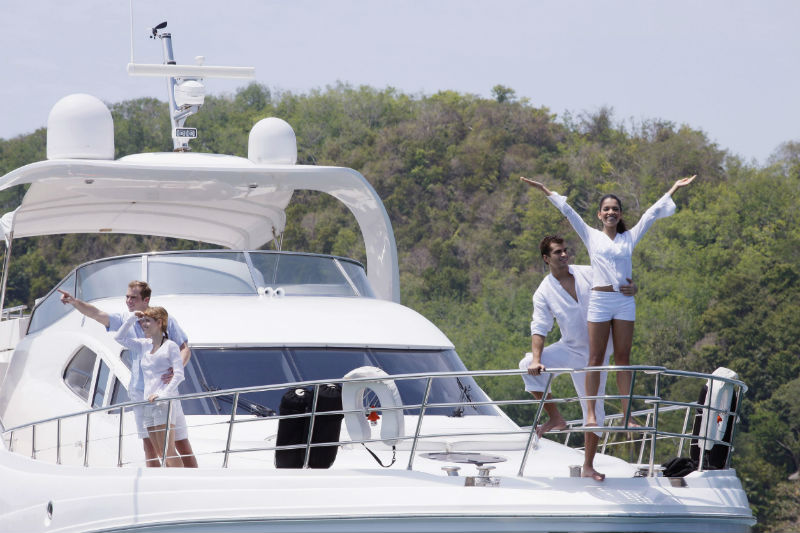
[{"x1": 0, "y1": 152, "x2": 399, "y2": 302}]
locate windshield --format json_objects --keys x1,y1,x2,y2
[
  {"x1": 176, "y1": 347, "x2": 495, "y2": 417},
  {"x1": 28, "y1": 251, "x2": 373, "y2": 333}
]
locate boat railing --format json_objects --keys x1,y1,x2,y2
[
  {"x1": 0, "y1": 304, "x2": 27, "y2": 321},
  {"x1": 0, "y1": 365, "x2": 746, "y2": 477}
]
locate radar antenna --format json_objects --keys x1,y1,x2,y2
[
  {"x1": 127, "y1": 22, "x2": 255, "y2": 152},
  {"x1": 152, "y1": 22, "x2": 201, "y2": 151}
]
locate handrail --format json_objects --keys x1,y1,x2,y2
[
  {"x1": 1, "y1": 365, "x2": 746, "y2": 476},
  {"x1": 0, "y1": 304, "x2": 27, "y2": 320}
]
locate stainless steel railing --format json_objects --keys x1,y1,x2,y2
[{"x1": 0, "y1": 365, "x2": 746, "y2": 476}]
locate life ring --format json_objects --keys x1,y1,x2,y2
[
  {"x1": 699, "y1": 367, "x2": 738, "y2": 449},
  {"x1": 342, "y1": 366, "x2": 404, "y2": 446}
]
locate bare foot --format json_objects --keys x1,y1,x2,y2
[
  {"x1": 585, "y1": 416, "x2": 599, "y2": 428},
  {"x1": 623, "y1": 417, "x2": 644, "y2": 429},
  {"x1": 536, "y1": 418, "x2": 568, "y2": 438},
  {"x1": 582, "y1": 466, "x2": 606, "y2": 482}
]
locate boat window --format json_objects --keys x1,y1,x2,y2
[
  {"x1": 249, "y1": 253, "x2": 358, "y2": 297},
  {"x1": 120, "y1": 349, "x2": 132, "y2": 370},
  {"x1": 92, "y1": 359, "x2": 111, "y2": 408},
  {"x1": 339, "y1": 260, "x2": 375, "y2": 298},
  {"x1": 78, "y1": 257, "x2": 141, "y2": 302},
  {"x1": 108, "y1": 377, "x2": 130, "y2": 415},
  {"x1": 178, "y1": 348, "x2": 296, "y2": 416},
  {"x1": 28, "y1": 272, "x2": 77, "y2": 334},
  {"x1": 372, "y1": 350, "x2": 493, "y2": 416},
  {"x1": 110, "y1": 378, "x2": 130, "y2": 405},
  {"x1": 63, "y1": 346, "x2": 97, "y2": 402},
  {"x1": 148, "y1": 253, "x2": 255, "y2": 295},
  {"x1": 292, "y1": 348, "x2": 373, "y2": 381},
  {"x1": 174, "y1": 347, "x2": 496, "y2": 417}
]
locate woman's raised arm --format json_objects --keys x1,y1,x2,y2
[
  {"x1": 667, "y1": 175, "x2": 697, "y2": 196},
  {"x1": 519, "y1": 177, "x2": 553, "y2": 196}
]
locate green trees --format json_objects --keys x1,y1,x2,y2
[{"x1": 0, "y1": 82, "x2": 797, "y2": 530}]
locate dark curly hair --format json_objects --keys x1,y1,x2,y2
[{"x1": 539, "y1": 235, "x2": 565, "y2": 258}]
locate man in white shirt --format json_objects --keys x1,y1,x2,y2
[
  {"x1": 59, "y1": 281, "x2": 198, "y2": 468},
  {"x1": 518, "y1": 236, "x2": 636, "y2": 481}
]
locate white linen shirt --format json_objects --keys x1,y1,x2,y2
[
  {"x1": 107, "y1": 312, "x2": 188, "y2": 398},
  {"x1": 531, "y1": 265, "x2": 613, "y2": 357},
  {"x1": 548, "y1": 192, "x2": 676, "y2": 291},
  {"x1": 114, "y1": 314, "x2": 184, "y2": 401}
]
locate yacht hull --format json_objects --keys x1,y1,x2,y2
[{"x1": 0, "y1": 448, "x2": 754, "y2": 533}]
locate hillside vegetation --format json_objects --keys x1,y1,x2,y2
[{"x1": 1, "y1": 83, "x2": 798, "y2": 530}]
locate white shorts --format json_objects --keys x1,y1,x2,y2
[
  {"x1": 134, "y1": 400, "x2": 186, "y2": 439},
  {"x1": 519, "y1": 342, "x2": 609, "y2": 430},
  {"x1": 587, "y1": 290, "x2": 636, "y2": 322}
]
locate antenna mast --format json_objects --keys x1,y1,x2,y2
[
  {"x1": 151, "y1": 22, "x2": 203, "y2": 151},
  {"x1": 127, "y1": 21, "x2": 255, "y2": 152}
]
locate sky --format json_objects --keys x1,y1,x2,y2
[{"x1": 1, "y1": 0, "x2": 798, "y2": 165}]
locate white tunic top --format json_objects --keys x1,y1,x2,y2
[
  {"x1": 548, "y1": 192, "x2": 676, "y2": 291},
  {"x1": 531, "y1": 265, "x2": 611, "y2": 357},
  {"x1": 114, "y1": 314, "x2": 184, "y2": 401}
]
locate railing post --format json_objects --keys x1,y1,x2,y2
[
  {"x1": 676, "y1": 405, "x2": 691, "y2": 457},
  {"x1": 636, "y1": 412, "x2": 650, "y2": 465},
  {"x1": 161, "y1": 400, "x2": 173, "y2": 467},
  {"x1": 406, "y1": 377, "x2": 433, "y2": 471},
  {"x1": 56, "y1": 419, "x2": 62, "y2": 465},
  {"x1": 624, "y1": 369, "x2": 637, "y2": 428},
  {"x1": 303, "y1": 385, "x2": 320, "y2": 469},
  {"x1": 117, "y1": 407, "x2": 125, "y2": 467},
  {"x1": 518, "y1": 373, "x2": 553, "y2": 477},
  {"x1": 647, "y1": 373, "x2": 661, "y2": 476},
  {"x1": 30, "y1": 424, "x2": 36, "y2": 460},
  {"x1": 8, "y1": 430, "x2": 13, "y2": 452},
  {"x1": 222, "y1": 392, "x2": 239, "y2": 468},
  {"x1": 83, "y1": 412, "x2": 91, "y2": 467}
]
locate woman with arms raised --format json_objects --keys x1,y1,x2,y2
[{"x1": 520, "y1": 175, "x2": 695, "y2": 427}]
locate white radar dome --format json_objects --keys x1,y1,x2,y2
[
  {"x1": 248, "y1": 117, "x2": 297, "y2": 165},
  {"x1": 47, "y1": 94, "x2": 114, "y2": 160}
]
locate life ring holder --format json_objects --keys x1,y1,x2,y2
[
  {"x1": 699, "y1": 367, "x2": 738, "y2": 450},
  {"x1": 342, "y1": 366, "x2": 404, "y2": 466}
]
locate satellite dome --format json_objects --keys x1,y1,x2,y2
[
  {"x1": 47, "y1": 94, "x2": 114, "y2": 160},
  {"x1": 248, "y1": 117, "x2": 297, "y2": 165}
]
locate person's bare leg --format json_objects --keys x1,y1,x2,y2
[
  {"x1": 531, "y1": 392, "x2": 568, "y2": 438},
  {"x1": 148, "y1": 425, "x2": 183, "y2": 468},
  {"x1": 176, "y1": 439, "x2": 198, "y2": 468},
  {"x1": 142, "y1": 437, "x2": 160, "y2": 468},
  {"x1": 611, "y1": 319, "x2": 637, "y2": 427},
  {"x1": 582, "y1": 431, "x2": 605, "y2": 481},
  {"x1": 586, "y1": 321, "x2": 611, "y2": 426}
]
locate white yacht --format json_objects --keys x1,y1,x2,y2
[{"x1": 0, "y1": 24, "x2": 754, "y2": 533}]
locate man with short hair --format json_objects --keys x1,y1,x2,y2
[
  {"x1": 519, "y1": 236, "x2": 636, "y2": 481},
  {"x1": 59, "y1": 281, "x2": 198, "y2": 468}
]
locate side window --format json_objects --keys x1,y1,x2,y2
[
  {"x1": 110, "y1": 378, "x2": 130, "y2": 405},
  {"x1": 108, "y1": 378, "x2": 130, "y2": 415},
  {"x1": 28, "y1": 272, "x2": 77, "y2": 334},
  {"x1": 92, "y1": 359, "x2": 111, "y2": 408},
  {"x1": 63, "y1": 346, "x2": 97, "y2": 402},
  {"x1": 120, "y1": 349, "x2": 132, "y2": 370}
]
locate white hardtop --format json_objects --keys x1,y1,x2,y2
[{"x1": 0, "y1": 152, "x2": 400, "y2": 302}]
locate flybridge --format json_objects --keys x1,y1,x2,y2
[{"x1": 126, "y1": 21, "x2": 256, "y2": 151}]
